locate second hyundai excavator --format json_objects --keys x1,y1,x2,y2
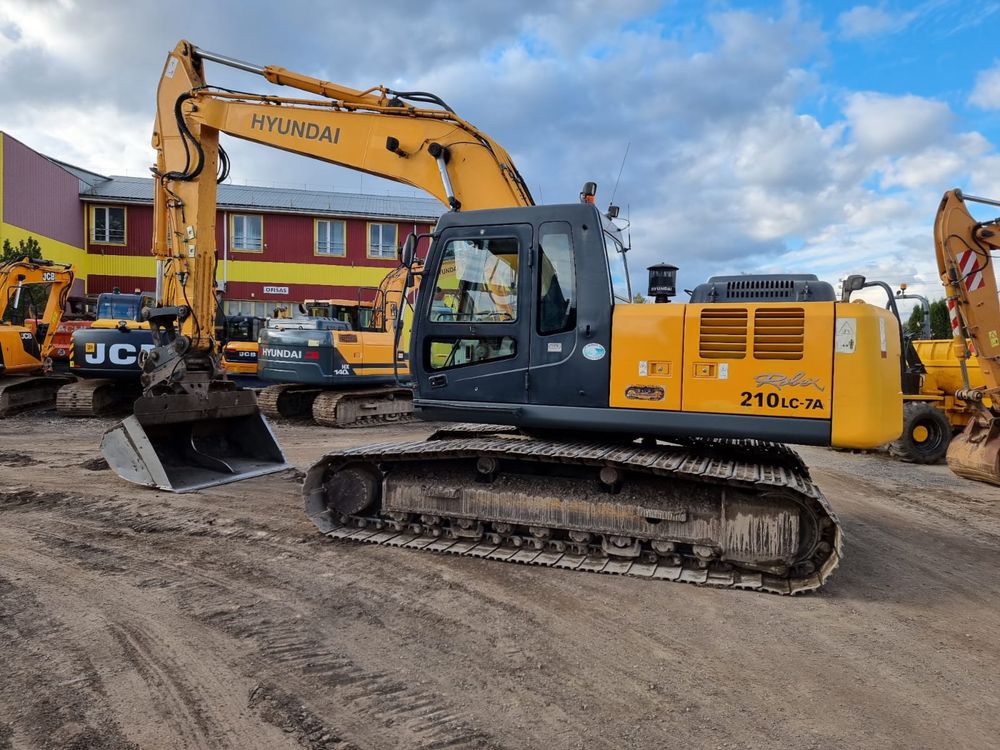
[{"x1": 106, "y1": 41, "x2": 904, "y2": 594}]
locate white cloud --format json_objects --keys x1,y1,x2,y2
[
  {"x1": 969, "y1": 61, "x2": 1000, "y2": 109},
  {"x1": 844, "y1": 92, "x2": 952, "y2": 157},
  {"x1": 837, "y1": 5, "x2": 913, "y2": 40},
  {"x1": 0, "y1": 0, "x2": 995, "y2": 305}
]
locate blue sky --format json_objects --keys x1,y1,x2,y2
[{"x1": 2, "y1": 0, "x2": 1000, "y2": 305}]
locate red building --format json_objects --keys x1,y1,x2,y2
[{"x1": 1, "y1": 131, "x2": 440, "y2": 317}]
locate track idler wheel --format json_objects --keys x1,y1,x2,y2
[{"x1": 323, "y1": 463, "x2": 381, "y2": 516}]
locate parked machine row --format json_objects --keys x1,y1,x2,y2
[{"x1": 10, "y1": 39, "x2": 1000, "y2": 595}]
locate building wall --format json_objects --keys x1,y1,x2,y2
[
  {"x1": 83, "y1": 201, "x2": 433, "y2": 312},
  {"x1": 0, "y1": 132, "x2": 87, "y2": 270}
]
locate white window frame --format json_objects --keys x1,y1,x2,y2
[
  {"x1": 315, "y1": 219, "x2": 347, "y2": 257},
  {"x1": 91, "y1": 205, "x2": 126, "y2": 245},
  {"x1": 231, "y1": 214, "x2": 264, "y2": 252},
  {"x1": 367, "y1": 222, "x2": 398, "y2": 259}
]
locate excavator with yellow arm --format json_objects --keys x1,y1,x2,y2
[
  {"x1": 100, "y1": 38, "x2": 533, "y2": 491},
  {"x1": 0, "y1": 257, "x2": 76, "y2": 415},
  {"x1": 933, "y1": 188, "x2": 1000, "y2": 484},
  {"x1": 106, "y1": 40, "x2": 903, "y2": 593}
]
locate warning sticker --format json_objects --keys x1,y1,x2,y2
[
  {"x1": 835, "y1": 318, "x2": 857, "y2": 354},
  {"x1": 879, "y1": 317, "x2": 887, "y2": 356}
]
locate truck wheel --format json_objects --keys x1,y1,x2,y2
[{"x1": 890, "y1": 402, "x2": 952, "y2": 464}]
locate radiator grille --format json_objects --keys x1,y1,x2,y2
[
  {"x1": 753, "y1": 308, "x2": 804, "y2": 360},
  {"x1": 725, "y1": 278, "x2": 797, "y2": 299},
  {"x1": 699, "y1": 308, "x2": 748, "y2": 359}
]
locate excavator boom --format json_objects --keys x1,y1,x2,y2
[{"x1": 934, "y1": 189, "x2": 1000, "y2": 484}]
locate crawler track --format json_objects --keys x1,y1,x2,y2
[
  {"x1": 0, "y1": 374, "x2": 74, "y2": 416},
  {"x1": 259, "y1": 383, "x2": 414, "y2": 427},
  {"x1": 304, "y1": 431, "x2": 843, "y2": 594},
  {"x1": 55, "y1": 378, "x2": 140, "y2": 416}
]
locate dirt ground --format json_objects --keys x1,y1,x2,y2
[{"x1": 1, "y1": 413, "x2": 999, "y2": 750}]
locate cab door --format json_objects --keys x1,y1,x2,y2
[
  {"x1": 415, "y1": 224, "x2": 532, "y2": 404},
  {"x1": 526, "y1": 219, "x2": 613, "y2": 408}
]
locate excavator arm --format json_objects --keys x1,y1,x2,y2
[
  {"x1": 933, "y1": 188, "x2": 1000, "y2": 483},
  {"x1": 150, "y1": 39, "x2": 531, "y2": 371},
  {"x1": 102, "y1": 40, "x2": 533, "y2": 492},
  {"x1": 0, "y1": 257, "x2": 75, "y2": 363}
]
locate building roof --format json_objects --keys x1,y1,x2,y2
[
  {"x1": 79, "y1": 175, "x2": 443, "y2": 222},
  {"x1": 48, "y1": 158, "x2": 110, "y2": 189}
]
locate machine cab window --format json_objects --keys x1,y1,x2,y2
[
  {"x1": 426, "y1": 235, "x2": 520, "y2": 370},
  {"x1": 537, "y1": 222, "x2": 576, "y2": 334},
  {"x1": 604, "y1": 229, "x2": 631, "y2": 304},
  {"x1": 429, "y1": 237, "x2": 519, "y2": 323}
]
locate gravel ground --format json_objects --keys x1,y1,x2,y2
[{"x1": 1, "y1": 412, "x2": 999, "y2": 749}]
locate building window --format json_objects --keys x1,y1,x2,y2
[
  {"x1": 91, "y1": 206, "x2": 126, "y2": 244},
  {"x1": 231, "y1": 214, "x2": 263, "y2": 252},
  {"x1": 315, "y1": 219, "x2": 346, "y2": 256},
  {"x1": 367, "y1": 222, "x2": 398, "y2": 259}
]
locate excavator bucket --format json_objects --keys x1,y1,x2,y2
[
  {"x1": 946, "y1": 416, "x2": 1000, "y2": 486},
  {"x1": 100, "y1": 389, "x2": 289, "y2": 493}
]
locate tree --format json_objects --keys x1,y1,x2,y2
[
  {"x1": 632, "y1": 292, "x2": 647, "y2": 304},
  {"x1": 928, "y1": 299, "x2": 951, "y2": 339},
  {"x1": 905, "y1": 304, "x2": 927, "y2": 337},
  {"x1": 1, "y1": 235, "x2": 42, "y2": 263},
  {"x1": 1, "y1": 236, "x2": 49, "y2": 322}
]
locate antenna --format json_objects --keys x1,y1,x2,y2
[{"x1": 609, "y1": 141, "x2": 630, "y2": 206}]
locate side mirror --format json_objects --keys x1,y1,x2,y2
[
  {"x1": 843, "y1": 274, "x2": 866, "y2": 293},
  {"x1": 400, "y1": 232, "x2": 418, "y2": 268}
]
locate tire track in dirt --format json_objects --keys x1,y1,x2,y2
[{"x1": 1, "y1": 495, "x2": 503, "y2": 749}]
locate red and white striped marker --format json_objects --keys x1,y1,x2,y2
[
  {"x1": 948, "y1": 298, "x2": 961, "y2": 336},
  {"x1": 957, "y1": 249, "x2": 986, "y2": 292}
]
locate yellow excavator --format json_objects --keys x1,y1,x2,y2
[
  {"x1": 0, "y1": 257, "x2": 76, "y2": 415},
  {"x1": 933, "y1": 189, "x2": 1000, "y2": 484},
  {"x1": 256, "y1": 260, "x2": 423, "y2": 426},
  {"x1": 106, "y1": 41, "x2": 903, "y2": 594},
  {"x1": 101, "y1": 39, "x2": 532, "y2": 491}
]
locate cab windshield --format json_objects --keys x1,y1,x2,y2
[{"x1": 97, "y1": 296, "x2": 140, "y2": 321}]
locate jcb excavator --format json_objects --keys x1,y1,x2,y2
[
  {"x1": 933, "y1": 189, "x2": 1000, "y2": 484},
  {"x1": 0, "y1": 257, "x2": 76, "y2": 415},
  {"x1": 56, "y1": 290, "x2": 155, "y2": 416},
  {"x1": 106, "y1": 41, "x2": 903, "y2": 594}
]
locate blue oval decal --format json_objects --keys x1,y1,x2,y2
[{"x1": 582, "y1": 343, "x2": 606, "y2": 361}]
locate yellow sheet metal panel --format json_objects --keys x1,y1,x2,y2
[
  {"x1": 912, "y1": 338, "x2": 984, "y2": 393},
  {"x1": 831, "y1": 303, "x2": 903, "y2": 449},
  {"x1": 609, "y1": 305, "x2": 684, "y2": 410},
  {"x1": 681, "y1": 302, "x2": 834, "y2": 419}
]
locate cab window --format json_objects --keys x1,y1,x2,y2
[
  {"x1": 537, "y1": 222, "x2": 576, "y2": 334},
  {"x1": 429, "y1": 237, "x2": 519, "y2": 323},
  {"x1": 605, "y1": 231, "x2": 631, "y2": 304}
]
